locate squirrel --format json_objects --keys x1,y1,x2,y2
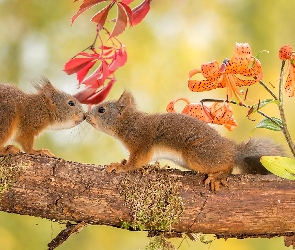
[
  {"x1": 0, "y1": 78, "x2": 85, "y2": 157},
  {"x1": 86, "y1": 91, "x2": 284, "y2": 191}
]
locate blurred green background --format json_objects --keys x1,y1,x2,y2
[{"x1": 0, "y1": 0, "x2": 294, "y2": 249}]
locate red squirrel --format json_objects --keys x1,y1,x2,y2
[
  {"x1": 0, "y1": 78, "x2": 85, "y2": 157},
  {"x1": 86, "y1": 91, "x2": 283, "y2": 191}
]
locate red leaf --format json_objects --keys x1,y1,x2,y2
[
  {"x1": 73, "y1": 86, "x2": 97, "y2": 103},
  {"x1": 80, "y1": 0, "x2": 107, "y2": 9},
  {"x1": 108, "y1": 48, "x2": 127, "y2": 71},
  {"x1": 109, "y1": 3, "x2": 128, "y2": 38},
  {"x1": 76, "y1": 51, "x2": 101, "y2": 58},
  {"x1": 81, "y1": 65, "x2": 102, "y2": 88},
  {"x1": 81, "y1": 60, "x2": 110, "y2": 88},
  {"x1": 102, "y1": 49, "x2": 114, "y2": 57},
  {"x1": 118, "y1": 2, "x2": 133, "y2": 26},
  {"x1": 99, "y1": 45, "x2": 114, "y2": 50},
  {"x1": 131, "y1": 0, "x2": 150, "y2": 26},
  {"x1": 76, "y1": 60, "x2": 97, "y2": 83},
  {"x1": 121, "y1": 0, "x2": 134, "y2": 4},
  {"x1": 64, "y1": 57, "x2": 95, "y2": 75},
  {"x1": 84, "y1": 80, "x2": 115, "y2": 104},
  {"x1": 99, "y1": 60, "x2": 111, "y2": 81},
  {"x1": 71, "y1": 0, "x2": 107, "y2": 24},
  {"x1": 91, "y1": 2, "x2": 114, "y2": 30}
]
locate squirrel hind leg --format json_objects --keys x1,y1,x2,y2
[
  {"x1": 204, "y1": 172, "x2": 229, "y2": 192},
  {"x1": 0, "y1": 112, "x2": 18, "y2": 156},
  {"x1": 0, "y1": 145, "x2": 21, "y2": 156}
]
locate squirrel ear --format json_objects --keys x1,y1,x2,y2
[
  {"x1": 42, "y1": 79, "x2": 56, "y2": 91},
  {"x1": 117, "y1": 91, "x2": 135, "y2": 110},
  {"x1": 34, "y1": 78, "x2": 57, "y2": 97}
]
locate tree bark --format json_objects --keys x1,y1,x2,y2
[{"x1": 0, "y1": 154, "x2": 295, "y2": 242}]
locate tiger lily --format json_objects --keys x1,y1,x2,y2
[{"x1": 188, "y1": 43, "x2": 263, "y2": 104}]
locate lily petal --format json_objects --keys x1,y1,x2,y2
[
  {"x1": 182, "y1": 103, "x2": 213, "y2": 123},
  {"x1": 285, "y1": 62, "x2": 295, "y2": 97},
  {"x1": 279, "y1": 44, "x2": 293, "y2": 60}
]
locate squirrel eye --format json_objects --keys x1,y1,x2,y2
[
  {"x1": 68, "y1": 100, "x2": 75, "y2": 106},
  {"x1": 98, "y1": 107, "x2": 105, "y2": 113}
]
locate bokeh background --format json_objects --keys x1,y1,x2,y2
[{"x1": 0, "y1": 0, "x2": 295, "y2": 249}]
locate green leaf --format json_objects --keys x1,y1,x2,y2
[
  {"x1": 251, "y1": 99, "x2": 280, "y2": 113},
  {"x1": 260, "y1": 156, "x2": 295, "y2": 180},
  {"x1": 255, "y1": 117, "x2": 282, "y2": 131},
  {"x1": 250, "y1": 117, "x2": 282, "y2": 136}
]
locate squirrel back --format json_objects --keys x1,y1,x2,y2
[
  {"x1": 0, "y1": 78, "x2": 85, "y2": 156},
  {"x1": 86, "y1": 91, "x2": 284, "y2": 191}
]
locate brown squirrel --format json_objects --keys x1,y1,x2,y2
[
  {"x1": 0, "y1": 78, "x2": 85, "y2": 157},
  {"x1": 86, "y1": 91, "x2": 283, "y2": 191}
]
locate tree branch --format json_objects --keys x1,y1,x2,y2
[{"x1": 1, "y1": 154, "x2": 295, "y2": 246}]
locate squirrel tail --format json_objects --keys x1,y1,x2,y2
[{"x1": 233, "y1": 138, "x2": 285, "y2": 175}]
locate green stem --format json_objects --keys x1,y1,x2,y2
[
  {"x1": 259, "y1": 80, "x2": 278, "y2": 100},
  {"x1": 278, "y1": 61, "x2": 295, "y2": 157}
]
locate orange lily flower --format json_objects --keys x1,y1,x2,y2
[
  {"x1": 279, "y1": 44, "x2": 295, "y2": 97},
  {"x1": 285, "y1": 58, "x2": 295, "y2": 97},
  {"x1": 209, "y1": 102, "x2": 238, "y2": 131},
  {"x1": 188, "y1": 43, "x2": 263, "y2": 104},
  {"x1": 166, "y1": 98, "x2": 238, "y2": 131},
  {"x1": 166, "y1": 98, "x2": 213, "y2": 123},
  {"x1": 279, "y1": 44, "x2": 292, "y2": 60}
]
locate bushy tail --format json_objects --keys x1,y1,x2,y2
[{"x1": 233, "y1": 138, "x2": 285, "y2": 175}]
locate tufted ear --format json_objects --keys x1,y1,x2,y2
[
  {"x1": 116, "y1": 91, "x2": 135, "y2": 111},
  {"x1": 34, "y1": 77, "x2": 58, "y2": 98}
]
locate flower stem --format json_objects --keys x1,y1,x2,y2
[
  {"x1": 259, "y1": 80, "x2": 278, "y2": 100},
  {"x1": 200, "y1": 98, "x2": 283, "y2": 129},
  {"x1": 278, "y1": 61, "x2": 295, "y2": 157}
]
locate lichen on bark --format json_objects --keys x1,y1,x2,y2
[
  {"x1": 0, "y1": 155, "x2": 28, "y2": 197},
  {"x1": 118, "y1": 162, "x2": 184, "y2": 232}
]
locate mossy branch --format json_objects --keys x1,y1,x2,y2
[{"x1": 1, "y1": 154, "x2": 295, "y2": 249}]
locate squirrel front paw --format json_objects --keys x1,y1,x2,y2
[
  {"x1": 30, "y1": 149, "x2": 55, "y2": 157},
  {"x1": 107, "y1": 159, "x2": 127, "y2": 173}
]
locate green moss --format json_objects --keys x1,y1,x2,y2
[
  {"x1": 0, "y1": 155, "x2": 26, "y2": 197},
  {"x1": 185, "y1": 233, "x2": 213, "y2": 244},
  {"x1": 120, "y1": 220, "x2": 132, "y2": 230},
  {"x1": 144, "y1": 235, "x2": 175, "y2": 250},
  {"x1": 119, "y1": 162, "x2": 184, "y2": 232}
]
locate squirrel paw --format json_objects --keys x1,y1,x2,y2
[
  {"x1": 205, "y1": 173, "x2": 228, "y2": 192},
  {"x1": 107, "y1": 160, "x2": 127, "y2": 173},
  {"x1": 30, "y1": 149, "x2": 55, "y2": 157},
  {"x1": 0, "y1": 145, "x2": 21, "y2": 156}
]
